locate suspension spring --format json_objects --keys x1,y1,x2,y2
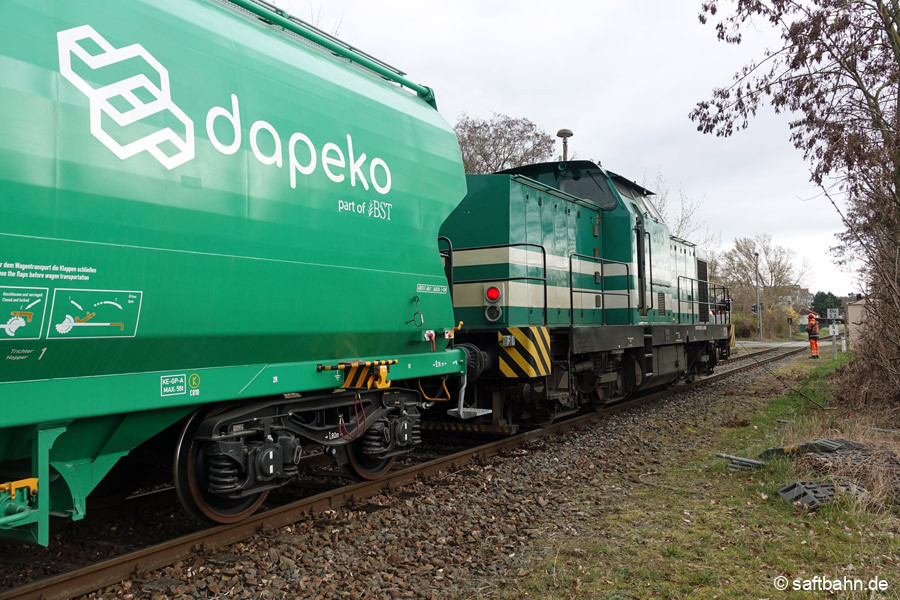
[
  {"x1": 207, "y1": 454, "x2": 240, "y2": 494},
  {"x1": 361, "y1": 425, "x2": 387, "y2": 455}
]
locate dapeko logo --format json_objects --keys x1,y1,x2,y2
[
  {"x1": 56, "y1": 25, "x2": 393, "y2": 196},
  {"x1": 57, "y1": 25, "x2": 195, "y2": 170}
]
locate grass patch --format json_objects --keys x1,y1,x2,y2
[{"x1": 496, "y1": 353, "x2": 900, "y2": 599}]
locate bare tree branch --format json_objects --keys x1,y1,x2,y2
[
  {"x1": 694, "y1": 0, "x2": 900, "y2": 404},
  {"x1": 454, "y1": 113, "x2": 555, "y2": 174}
]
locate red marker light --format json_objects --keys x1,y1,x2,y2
[{"x1": 485, "y1": 286, "x2": 501, "y2": 302}]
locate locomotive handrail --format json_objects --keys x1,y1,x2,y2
[
  {"x1": 676, "y1": 276, "x2": 731, "y2": 325},
  {"x1": 568, "y1": 254, "x2": 632, "y2": 327},
  {"x1": 678, "y1": 276, "x2": 695, "y2": 324},
  {"x1": 715, "y1": 283, "x2": 732, "y2": 325},
  {"x1": 644, "y1": 231, "x2": 654, "y2": 312},
  {"x1": 446, "y1": 242, "x2": 548, "y2": 326},
  {"x1": 226, "y1": 0, "x2": 437, "y2": 106}
]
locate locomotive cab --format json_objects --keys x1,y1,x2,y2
[{"x1": 500, "y1": 161, "x2": 620, "y2": 211}]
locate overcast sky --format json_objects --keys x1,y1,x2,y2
[{"x1": 271, "y1": 0, "x2": 861, "y2": 296}]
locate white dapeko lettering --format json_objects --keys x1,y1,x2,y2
[
  {"x1": 206, "y1": 94, "x2": 241, "y2": 155},
  {"x1": 249, "y1": 120, "x2": 282, "y2": 167},
  {"x1": 321, "y1": 142, "x2": 345, "y2": 183},
  {"x1": 289, "y1": 132, "x2": 316, "y2": 186},
  {"x1": 346, "y1": 134, "x2": 368, "y2": 190},
  {"x1": 205, "y1": 95, "x2": 392, "y2": 195}
]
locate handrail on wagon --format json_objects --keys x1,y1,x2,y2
[
  {"x1": 568, "y1": 254, "x2": 632, "y2": 327},
  {"x1": 226, "y1": 0, "x2": 437, "y2": 106}
]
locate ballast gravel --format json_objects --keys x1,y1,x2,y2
[{"x1": 73, "y1": 365, "x2": 782, "y2": 600}]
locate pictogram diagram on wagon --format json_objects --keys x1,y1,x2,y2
[
  {"x1": 47, "y1": 289, "x2": 143, "y2": 339},
  {"x1": 0, "y1": 287, "x2": 49, "y2": 340}
]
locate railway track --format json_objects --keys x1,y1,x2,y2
[
  {"x1": 720, "y1": 346, "x2": 781, "y2": 365},
  {"x1": 0, "y1": 345, "x2": 807, "y2": 600},
  {"x1": 721, "y1": 336, "x2": 838, "y2": 367}
]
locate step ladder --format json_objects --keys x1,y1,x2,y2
[
  {"x1": 447, "y1": 373, "x2": 491, "y2": 420},
  {"x1": 643, "y1": 329, "x2": 654, "y2": 378}
]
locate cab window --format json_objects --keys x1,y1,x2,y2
[{"x1": 559, "y1": 172, "x2": 618, "y2": 209}]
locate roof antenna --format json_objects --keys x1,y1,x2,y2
[{"x1": 557, "y1": 128, "x2": 573, "y2": 161}]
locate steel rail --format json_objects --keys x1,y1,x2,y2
[
  {"x1": 720, "y1": 346, "x2": 781, "y2": 365},
  {"x1": 722, "y1": 334, "x2": 838, "y2": 366},
  {"x1": 713, "y1": 346, "x2": 806, "y2": 374},
  {"x1": 1, "y1": 346, "x2": 807, "y2": 600}
]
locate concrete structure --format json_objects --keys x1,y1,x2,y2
[{"x1": 847, "y1": 298, "x2": 869, "y2": 348}]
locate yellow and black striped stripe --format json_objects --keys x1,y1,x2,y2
[
  {"x1": 497, "y1": 326, "x2": 552, "y2": 378},
  {"x1": 316, "y1": 359, "x2": 399, "y2": 389},
  {"x1": 317, "y1": 359, "x2": 398, "y2": 372},
  {"x1": 343, "y1": 364, "x2": 372, "y2": 389}
]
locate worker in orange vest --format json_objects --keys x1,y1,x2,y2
[{"x1": 807, "y1": 313, "x2": 819, "y2": 358}]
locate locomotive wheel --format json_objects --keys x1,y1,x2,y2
[
  {"x1": 173, "y1": 406, "x2": 269, "y2": 524},
  {"x1": 344, "y1": 438, "x2": 396, "y2": 481}
]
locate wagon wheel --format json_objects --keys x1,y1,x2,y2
[
  {"x1": 173, "y1": 406, "x2": 269, "y2": 524},
  {"x1": 343, "y1": 437, "x2": 396, "y2": 481}
]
